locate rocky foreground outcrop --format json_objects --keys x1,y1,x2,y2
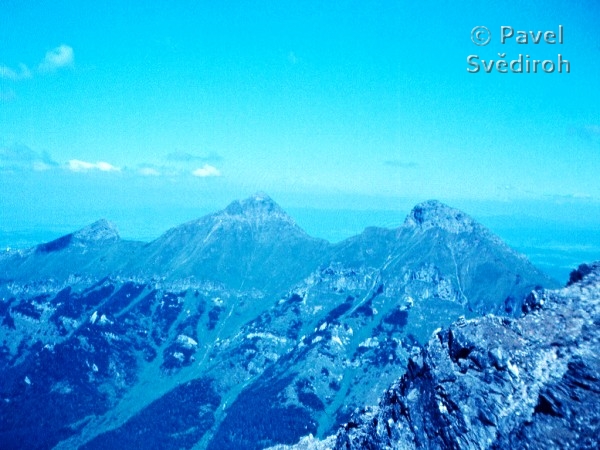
[{"x1": 275, "y1": 262, "x2": 600, "y2": 449}]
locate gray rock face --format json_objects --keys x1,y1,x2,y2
[
  {"x1": 72, "y1": 219, "x2": 120, "y2": 244},
  {"x1": 222, "y1": 192, "x2": 297, "y2": 227},
  {"x1": 329, "y1": 262, "x2": 600, "y2": 449},
  {"x1": 403, "y1": 200, "x2": 476, "y2": 234}
]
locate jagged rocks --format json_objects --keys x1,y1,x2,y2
[{"x1": 328, "y1": 262, "x2": 600, "y2": 449}]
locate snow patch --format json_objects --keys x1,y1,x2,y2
[
  {"x1": 359, "y1": 337, "x2": 379, "y2": 348},
  {"x1": 177, "y1": 334, "x2": 198, "y2": 348},
  {"x1": 507, "y1": 360, "x2": 520, "y2": 378},
  {"x1": 246, "y1": 332, "x2": 287, "y2": 345},
  {"x1": 103, "y1": 332, "x2": 120, "y2": 341},
  {"x1": 331, "y1": 335, "x2": 344, "y2": 347},
  {"x1": 99, "y1": 314, "x2": 112, "y2": 325}
]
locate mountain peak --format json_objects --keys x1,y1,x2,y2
[
  {"x1": 73, "y1": 219, "x2": 120, "y2": 243},
  {"x1": 403, "y1": 200, "x2": 476, "y2": 234},
  {"x1": 35, "y1": 219, "x2": 120, "y2": 254},
  {"x1": 222, "y1": 193, "x2": 295, "y2": 225}
]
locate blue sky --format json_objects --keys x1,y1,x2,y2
[{"x1": 1, "y1": 1, "x2": 600, "y2": 244}]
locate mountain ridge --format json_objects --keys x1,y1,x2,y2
[
  {"x1": 3, "y1": 194, "x2": 554, "y2": 291},
  {"x1": 0, "y1": 193, "x2": 563, "y2": 449}
]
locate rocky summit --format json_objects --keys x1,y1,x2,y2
[
  {"x1": 288, "y1": 262, "x2": 600, "y2": 450},
  {"x1": 0, "y1": 195, "x2": 564, "y2": 449},
  {"x1": 403, "y1": 200, "x2": 477, "y2": 234}
]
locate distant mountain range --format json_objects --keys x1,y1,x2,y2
[{"x1": 0, "y1": 194, "x2": 562, "y2": 449}]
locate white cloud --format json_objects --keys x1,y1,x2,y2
[
  {"x1": 39, "y1": 45, "x2": 74, "y2": 72},
  {"x1": 1, "y1": 45, "x2": 73, "y2": 84},
  {"x1": 139, "y1": 167, "x2": 161, "y2": 176},
  {"x1": 68, "y1": 159, "x2": 120, "y2": 172},
  {"x1": 192, "y1": 164, "x2": 221, "y2": 177},
  {"x1": 33, "y1": 161, "x2": 54, "y2": 172},
  {"x1": 0, "y1": 63, "x2": 32, "y2": 80}
]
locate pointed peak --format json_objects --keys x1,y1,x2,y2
[
  {"x1": 73, "y1": 219, "x2": 120, "y2": 243},
  {"x1": 36, "y1": 219, "x2": 119, "y2": 254},
  {"x1": 403, "y1": 200, "x2": 476, "y2": 234}
]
